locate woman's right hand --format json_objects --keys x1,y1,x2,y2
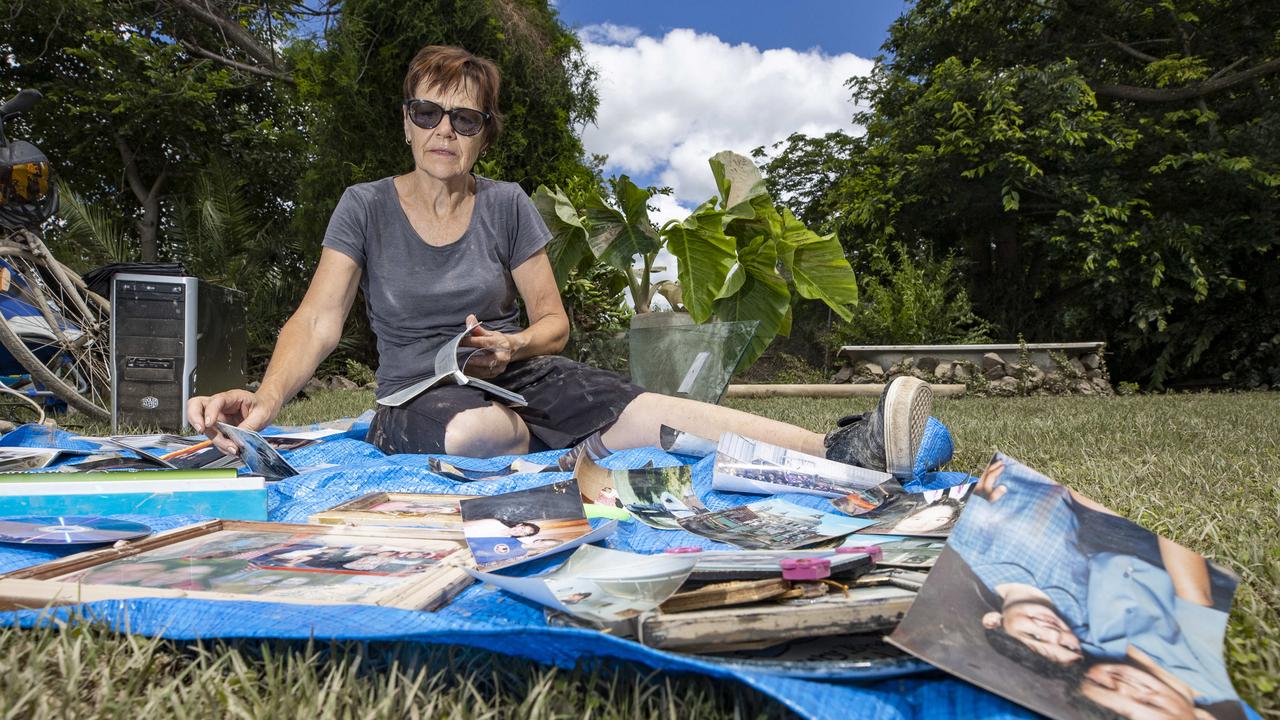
[{"x1": 187, "y1": 389, "x2": 281, "y2": 454}]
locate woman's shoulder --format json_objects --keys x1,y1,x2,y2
[
  {"x1": 474, "y1": 174, "x2": 528, "y2": 204},
  {"x1": 341, "y1": 177, "x2": 396, "y2": 205}
]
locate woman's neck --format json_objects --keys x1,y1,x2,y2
[{"x1": 403, "y1": 170, "x2": 475, "y2": 217}]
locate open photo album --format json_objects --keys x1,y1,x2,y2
[{"x1": 376, "y1": 322, "x2": 527, "y2": 408}]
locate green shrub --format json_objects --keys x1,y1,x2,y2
[{"x1": 829, "y1": 244, "x2": 993, "y2": 349}]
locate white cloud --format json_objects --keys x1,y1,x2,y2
[{"x1": 578, "y1": 26, "x2": 873, "y2": 206}]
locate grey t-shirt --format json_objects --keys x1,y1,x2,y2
[{"x1": 321, "y1": 175, "x2": 552, "y2": 398}]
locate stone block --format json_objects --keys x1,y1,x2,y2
[
  {"x1": 980, "y1": 352, "x2": 1006, "y2": 371},
  {"x1": 984, "y1": 363, "x2": 1007, "y2": 380},
  {"x1": 952, "y1": 363, "x2": 972, "y2": 384},
  {"x1": 915, "y1": 356, "x2": 941, "y2": 374},
  {"x1": 832, "y1": 366, "x2": 856, "y2": 383},
  {"x1": 1080, "y1": 353, "x2": 1101, "y2": 371},
  {"x1": 864, "y1": 362, "x2": 884, "y2": 378}
]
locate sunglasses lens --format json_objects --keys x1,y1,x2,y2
[
  {"x1": 409, "y1": 101, "x2": 443, "y2": 130},
  {"x1": 451, "y1": 109, "x2": 485, "y2": 136}
]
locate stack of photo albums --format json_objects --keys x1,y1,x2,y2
[{"x1": 0, "y1": 424, "x2": 1248, "y2": 720}]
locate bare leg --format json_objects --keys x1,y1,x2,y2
[
  {"x1": 600, "y1": 392, "x2": 827, "y2": 456},
  {"x1": 444, "y1": 402, "x2": 531, "y2": 457}
]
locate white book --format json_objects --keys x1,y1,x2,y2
[
  {"x1": 0, "y1": 475, "x2": 266, "y2": 496},
  {"x1": 377, "y1": 322, "x2": 528, "y2": 408},
  {"x1": 712, "y1": 432, "x2": 893, "y2": 498}
]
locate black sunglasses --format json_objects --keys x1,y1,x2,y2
[{"x1": 403, "y1": 99, "x2": 490, "y2": 137}]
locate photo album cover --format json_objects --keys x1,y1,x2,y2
[
  {"x1": 889, "y1": 454, "x2": 1245, "y2": 720},
  {"x1": 458, "y1": 479, "x2": 614, "y2": 570},
  {"x1": 712, "y1": 432, "x2": 892, "y2": 498}
]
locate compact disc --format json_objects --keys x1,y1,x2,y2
[{"x1": 0, "y1": 515, "x2": 152, "y2": 545}]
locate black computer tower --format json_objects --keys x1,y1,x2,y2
[{"x1": 110, "y1": 274, "x2": 247, "y2": 431}]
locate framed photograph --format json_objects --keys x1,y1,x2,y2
[
  {"x1": 309, "y1": 492, "x2": 477, "y2": 529},
  {"x1": 0, "y1": 520, "x2": 473, "y2": 611}
]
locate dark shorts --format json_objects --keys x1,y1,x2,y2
[{"x1": 365, "y1": 355, "x2": 646, "y2": 455}]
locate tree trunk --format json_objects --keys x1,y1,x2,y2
[{"x1": 114, "y1": 134, "x2": 167, "y2": 261}]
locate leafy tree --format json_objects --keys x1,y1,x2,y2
[
  {"x1": 762, "y1": 0, "x2": 1280, "y2": 387},
  {"x1": 1, "y1": 0, "x2": 305, "y2": 263}
]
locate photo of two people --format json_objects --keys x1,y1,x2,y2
[
  {"x1": 890, "y1": 454, "x2": 1244, "y2": 720},
  {"x1": 459, "y1": 480, "x2": 593, "y2": 569}
]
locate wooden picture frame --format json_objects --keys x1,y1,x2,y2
[
  {"x1": 637, "y1": 585, "x2": 916, "y2": 652},
  {"x1": 0, "y1": 520, "x2": 474, "y2": 611},
  {"x1": 308, "y1": 492, "x2": 477, "y2": 530}
]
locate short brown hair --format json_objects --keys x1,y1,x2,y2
[{"x1": 402, "y1": 45, "x2": 503, "y2": 148}]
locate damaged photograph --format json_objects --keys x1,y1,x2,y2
[{"x1": 890, "y1": 454, "x2": 1244, "y2": 720}]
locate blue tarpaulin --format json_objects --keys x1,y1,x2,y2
[{"x1": 0, "y1": 419, "x2": 1258, "y2": 720}]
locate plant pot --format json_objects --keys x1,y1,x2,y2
[{"x1": 628, "y1": 311, "x2": 695, "y2": 330}]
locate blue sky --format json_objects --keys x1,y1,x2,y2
[
  {"x1": 559, "y1": 2, "x2": 908, "y2": 219},
  {"x1": 553, "y1": 0, "x2": 910, "y2": 58}
]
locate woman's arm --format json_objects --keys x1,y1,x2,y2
[
  {"x1": 187, "y1": 249, "x2": 362, "y2": 451},
  {"x1": 1157, "y1": 536, "x2": 1214, "y2": 607},
  {"x1": 461, "y1": 249, "x2": 569, "y2": 377}
]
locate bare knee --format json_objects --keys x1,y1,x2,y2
[{"x1": 444, "y1": 403, "x2": 530, "y2": 457}]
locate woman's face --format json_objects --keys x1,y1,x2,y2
[
  {"x1": 404, "y1": 81, "x2": 487, "y2": 182},
  {"x1": 891, "y1": 504, "x2": 956, "y2": 534}
]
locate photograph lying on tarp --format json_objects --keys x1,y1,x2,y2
[
  {"x1": 832, "y1": 481, "x2": 975, "y2": 538},
  {"x1": 574, "y1": 454, "x2": 708, "y2": 530},
  {"x1": 712, "y1": 432, "x2": 893, "y2": 498},
  {"x1": 889, "y1": 454, "x2": 1244, "y2": 720},
  {"x1": 427, "y1": 456, "x2": 554, "y2": 482},
  {"x1": 468, "y1": 545, "x2": 697, "y2": 625},
  {"x1": 459, "y1": 479, "x2": 614, "y2": 570},
  {"x1": 841, "y1": 534, "x2": 947, "y2": 569},
  {"x1": 675, "y1": 498, "x2": 873, "y2": 550}
]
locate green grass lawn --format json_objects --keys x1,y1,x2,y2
[{"x1": 2, "y1": 391, "x2": 1277, "y2": 719}]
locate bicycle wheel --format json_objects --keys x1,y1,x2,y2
[{"x1": 0, "y1": 242, "x2": 111, "y2": 422}]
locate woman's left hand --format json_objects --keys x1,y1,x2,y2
[{"x1": 460, "y1": 313, "x2": 516, "y2": 378}]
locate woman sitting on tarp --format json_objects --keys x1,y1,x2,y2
[{"x1": 186, "y1": 44, "x2": 932, "y2": 478}]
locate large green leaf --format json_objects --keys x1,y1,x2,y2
[
  {"x1": 582, "y1": 176, "x2": 662, "y2": 272},
  {"x1": 532, "y1": 184, "x2": 591, "y2": 285},
  {"x1": 712, "y1": 236, "x2": 792, "y2": 367},
  {"x1": 663, "y1": 201, "x2": 739, "y2": 322},
  {"x1": 778, "y1": 207, "x2": 859, "y2": 321},
  {"x1": 709, "y1": 151, "x2": 768, "y2": 220}
]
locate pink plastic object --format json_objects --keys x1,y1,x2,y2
[
  {"x1": 664, "y1": 546, "x2": 703, "y2": 554},
  {"x1": 780, "y1": 557, "x2": 831, "y2": 581},
  {"x1": 838, "y1": 545, "x2": 884, "y2": 563}
]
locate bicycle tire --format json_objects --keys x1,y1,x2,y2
[{"x1": 0, "y1": 245, "x2": 111, "y2": 422}]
